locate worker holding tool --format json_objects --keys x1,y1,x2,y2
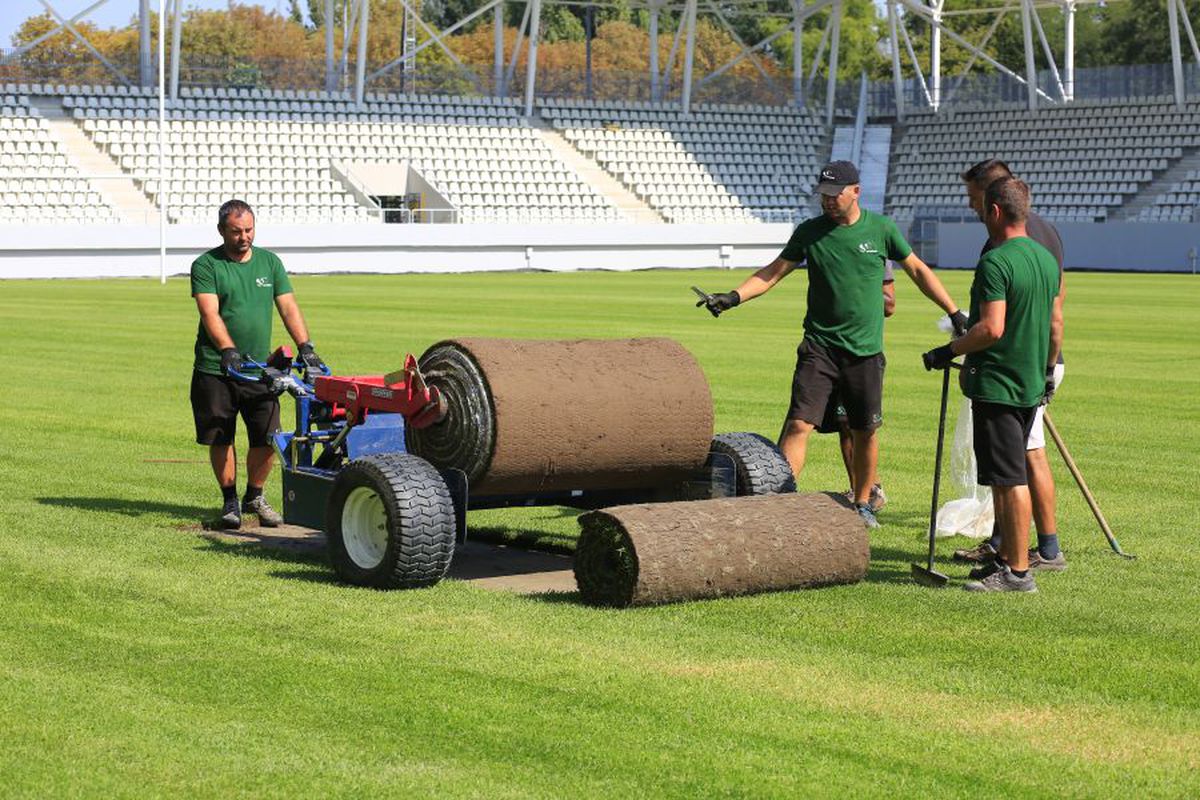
[
  {"x1": 696, "y1": 160, "x2": 967, "y2": 528},
  {"x1": 952, "y1": 159, "x2": 1068, "y2": 573},
  {"x1": 923, "y1": 177, "x2": 1062, "y2": 593},
  {"x1": 190, "y1": 199, "x2": 326, "y2": 530}
]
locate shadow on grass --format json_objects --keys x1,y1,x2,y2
[
  {"x1": 37, "y1": 495, "x2": 210, "y2": 521},
  {"x1": 468, "y1": 525, "x2": 577, "y2": 556}
]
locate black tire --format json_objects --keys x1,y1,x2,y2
[
  {"x1": 708, "y1": 432, "x2": 796, "y2": 496},
  {"x1": 325, "y1": 453, "x2": 456, "y2": 589}
]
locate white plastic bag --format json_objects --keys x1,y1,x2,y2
[{"x1": 935, "y1": 397, "x2": 993, "y2": 538}]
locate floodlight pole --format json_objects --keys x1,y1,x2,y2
[
  {"x1": 355, "y1": 0, "x2": 369, "y2": 106},
  {"x1": 523, "y1": 0, "x2": 543, "y2": 117},
  {"x1": 649, "y1": 0, "x2": 660, "y2": 102},
  {"x1": 1063, "y1": 0, "x2": 1075, "y2": 101},
  {"x1": 1168, "y1": 0, "x2": 1185, "y2": 107},
  {"x1": 1020, "y1": 0, "x2": 1038, "y2": 111},
  {"x1": 888, "y1": 0, "x2": 905, "y2": 121},
  {"x1": 825, "y1": 0, "x2": 842, "y2": 126},
  {"x1": 929, "y1": 0, "x2": 942, "y2": 110},
  {"x1": 681, "y1": 0, "x2": 698, "y2": 113},
  {"x1": 169, "y1": 0, "x2": 182, "y2": 100},
  {"x1": 494, "y1": 1, "x2": 505, "y2": 96},
  {"x1": 326, "y1": 0, "x2": 336, "y2": 92},
  {"x1": 140, "y1": 0, "x2": 152, "y2": 87},
  {"x1": 792, "y1": 0, "x2": 804, "y2": 108}
]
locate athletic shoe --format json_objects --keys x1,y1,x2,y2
[
  {"x1": 868, "y1": 483, "x2": 887, "y2": 513},
  {"x1": 1028, "y1": 548, "x2": 1067, "y2": 572},
  {"x1": 220, "y1": 498, "x2": 241, "y2": 530},
  {"x1": 242, "y1": 495, "x2": 283, "y2": 528},
  {"x1": 968, "y1": 557, "x2": 1005, "y2": 581},
  {"x1": 953, "y1": 540, "x2": 998, "y2": 564},
  {"x1": 854, "y1": 503, "x2": 880, "y2": 529},
  {"x1": 963, "y1": 565, "x2": 1037, "y2": 593}
]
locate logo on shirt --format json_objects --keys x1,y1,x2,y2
[
  {"x1": 255, "y1": 277, "x2": 272, "y2": 288},
  {"x1": 857, "y1": 242, "x2": 880, "y2": 255}
]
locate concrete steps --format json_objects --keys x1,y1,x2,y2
[
  {"x1": 530, "y1": 117, "x2": 663, "y2": 224},
  {"x1": 30, "y1": 96, "x2": 159, "y2": 224},
  {"x1": 1114, "y1": 148, "x2": 1200, "y2": 221}
]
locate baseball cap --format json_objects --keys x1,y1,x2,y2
[{"x1": 815, "y1": 160, "x2": 860, "y2": 196}]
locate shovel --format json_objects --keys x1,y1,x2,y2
[{"x1": 912, "y1": 365, "x2": 953, "y2": 587}]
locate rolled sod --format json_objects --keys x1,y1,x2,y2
[
  {"x1": 406, "y1": 338, "x2": 714, "y2": 495},
  {"x1": 574, "y1": 492, "x2": 869, "y2": 607}
]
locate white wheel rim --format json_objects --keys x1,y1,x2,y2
[{"x1": 341, "y1": 486, "x2": 388, "y2": 570}]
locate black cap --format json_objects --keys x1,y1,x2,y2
[{"x1": 815, "y1": 160, "x2": 860, "y2": 196}]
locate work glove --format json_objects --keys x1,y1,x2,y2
[
  {"x1": 220, "y1": 347, "x2": 244, "y2": 376},
  {"x1": 950, "y1": 310, "x2": 970, "y2": 338},
  {"x1": 299, "y1": 342, "x2": 326, "y2": 374},
  {"x1": 697, "y1": 290, "x2": 741, "y2": 318},
  {"x1": 922, "y1": 343, "x2": 955, "y2": 371},
  {"x1": 1042, "y1": 366, "x2": 1057, "y2": 406}
]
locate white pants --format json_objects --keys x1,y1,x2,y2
[{"x1": 1026, "y1": 363, "x2": 1065, "y2": 451}]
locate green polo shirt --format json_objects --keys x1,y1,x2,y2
[
  {"x1": 779, "y1": 210, "x2": 912, "y2": 356},
  {"x1": 191, "y1": 246, "x2": 292, "y2": 375},
  {"x1": 963, "y1": 236, "x2": 1059, "y2": 407}
]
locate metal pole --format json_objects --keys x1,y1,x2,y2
[
  {"x1": 585, "y1": 5, "x2": 593, "y2": 100},
  {"x1": 158, "y1": 0, "x2": 166, "y2": 284},
  {"x1": 523, "y1": 0, "x2": 543, "y2": 117},
  {"x1": 1020, "y1": 0, "x2": 1038, "y2": 111},
  {"x1": 825, "y1": 0, "x2": 842, "y2": 126},
  {"x1": 681, "y1": 0, "x2": 698, "y2": 113},
  {"x1": 929, "y1": 0, "x2": 941, "y2": 107},
  {"x1": 326, "y1": 0, "x2": 336, "y2": 92},
  {"x1": 1169, "y1": 0, "x2": 1185, "y2": 107},
  {"x1": 494, "y1": 1, "x2": 505, "y2": 96},
  {"x1": 140, "y1": 0, "x2": 152, "y2": 86},
  {"x1": 169, "y1": 0, "x2": 182, "y2": 100},
  {"x1": 1063, "y1": 0, "x2": 1074, "y2": 101},
  {"x1": 888, "y1": 0, "x2": 904, "y2": 121},
  {"x1": 793, "y1": 0, "x2": 804, "y2": 108},
  {"x1": 649, "y1": 0, "x2": 660, "y2": 102},
  {"x1": 355, "y1": 0, "x2": 369, "y2": 106}
]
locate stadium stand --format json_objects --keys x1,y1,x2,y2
[
  {"x1": 886, "y1": 96, "x2": 1200, "y2": 224},
  {"x1": 0, "y1": 91, "x2": 122, "y2": 225},
  {"x1": 541, "y1": 98, "x2": 829, "y2": 224}
]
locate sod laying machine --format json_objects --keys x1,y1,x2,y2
[{"x1": 259, "y1": 337, "x2": 868, "y2": 605}]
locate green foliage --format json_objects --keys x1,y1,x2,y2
[{"x1": 0, "y1": 270, "x2": 1198, "y2": 796}]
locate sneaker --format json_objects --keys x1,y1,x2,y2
[
  {"x1": 220, "y1": 498, "x2": 241, "y2": 530},
  {"x1": 854, "y1": 503, "x2": 880, "y2": 529},
  {"x1": 242, "y1": 495, "x2": 283, "y2": 528},
  {"x1": 968, "y1": 557, "x2": 1005, "y2": 581},
  {"x1": 1028, "y1": 548, "x2": 1067, "y2": 572},
  {"x1": 964, "y1": 565, "x2": 1037, "y2": 593},
  {"x1": 868, "y1": 483, "x2": 887, "y2": 512},
  {"x1": 953, "y1": 540, "x2": 998, "y2": 563}
]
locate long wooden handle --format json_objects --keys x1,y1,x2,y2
[{"x1": 1043, "y1": 411, "x2": 1134, "y2": 559}]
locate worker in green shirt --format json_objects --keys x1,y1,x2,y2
[
  {"x1": 699, "y1": 161, "x2": 967, "y2": 528},
  {"x1": 190, "y1": 200, "x2": 326, "y2": 530},
  {"x1": 923, "y1": 177, "x2": 1062, "y2": 593}
]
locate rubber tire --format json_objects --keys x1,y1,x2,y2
[
  {"x1": 709, "y1": 432, "x2": 796, "y2": 496},
  {"x1": 325, "y1": 453, "x2": 456, "y2": 589}
]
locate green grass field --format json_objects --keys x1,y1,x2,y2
[{"x1": 1, "y1": 268, "x2": 1197, "y2": 798}]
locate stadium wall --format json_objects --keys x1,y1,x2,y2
[
  {"x1": 0, "y1": 224, "x2": 796, "y2": 280},
  {"x1": 937, "y1": 223, "x2": 1200, "y2": 272}
]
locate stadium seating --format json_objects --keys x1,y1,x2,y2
[
  {"x1": 0, "y1": 93, "x2": 122, "y2": 225},
  {"x1": 540, "y1": 98, "x2": 828, "y2": 224},
  {"x1": 886, "y1": 96, "x2": 1200, "y2": 224}
]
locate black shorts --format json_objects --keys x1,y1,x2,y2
[
  {"x1": 788, "y1": 339, "x2": 885, "y2": 432},
  {"x1": 190, "y1": 370, "x2": 281, "y2": 447},
  {"x1": 971, "y1": 400, "x2": 1037, "y2": 486},
  {"x1": 816, "y1": 393, "x2": 847, "y2": 435}
]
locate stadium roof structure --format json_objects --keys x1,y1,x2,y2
[{"x1": 4, "y1": 0, "x2": 1199, "y2": 117}]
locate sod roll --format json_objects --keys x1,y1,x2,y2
[
  {"x1": 405, "y1": 338, "x2": 714, "y2": 495},
  {"x1": 574, "y1": 492, "x2": 869, "y2": 607}
]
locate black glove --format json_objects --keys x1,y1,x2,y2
[
  {"x1": 299, "y1": 342, "x2": 326, "y2": 374},
  {"x1": 220, "y1": 347, "x2": 243, "y2": 376},
  {"x1": 950, "y1": 310, "x2": 969, "y2": 338},
  {"x1": 922, "y1": 343, "x2": 955, "y2": 371},
  {"x1": 1042, "y1": 367, "x2": 1057, "y2": 406},
  {"x1": 697, "y1": 290, "x2": 741, "y2": 318}
]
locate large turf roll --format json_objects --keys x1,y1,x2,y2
[
  {"x1": 405, "y1": 338, "x2": 714, "y2": 495},
  {"x1": 574, "y1": 492, "x2": 869, "y2": 607}
]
